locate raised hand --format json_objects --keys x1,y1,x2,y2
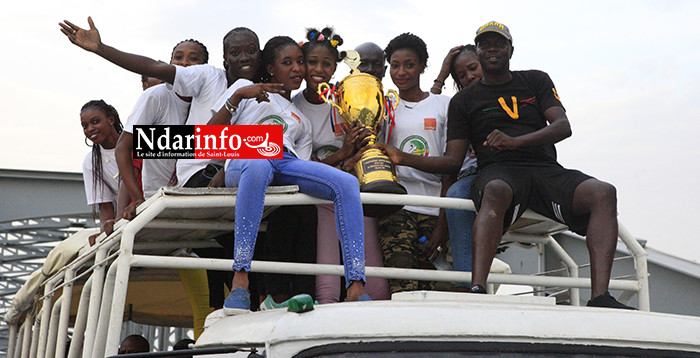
[
  {"x1": 439, "y1": 45, "x2": 464, "y2": 79},
  {"x1": 431, "y1": 45, "x2": 465, "y2": 94},
  {"x1": 59, "y1": 16, "x2": 102, "y2": 53}
]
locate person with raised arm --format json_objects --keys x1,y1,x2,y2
[
  {"x1": 60, "y1": 17, "x2": 265, "y2": 311},
  {"x1": 59, "y1": 18, "x2": 260, "y2": 188},
  {"x1": 429, "y1": 44, "x2": 483, "y2": 291},
  {"x1": 113, "y1": 39, "x2": 212, "y2": 338},
  {"x1": 116, "y1": 39, "x2": 209, "y2": 220}
]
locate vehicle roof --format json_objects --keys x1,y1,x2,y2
[{"x1": 196, "y1": 291, "x2": 700, "y2": 357}]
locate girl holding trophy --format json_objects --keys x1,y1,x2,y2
[
  {"x1": 207, "y1": 36, "x2": 371, "y2": 314},
  {"x1": 292, "y1": 27, "x2": 390, "y2": 303}
]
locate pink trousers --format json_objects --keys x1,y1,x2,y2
[{"x1": 315, "y1": 204, "x2": 390, "y2": 303}]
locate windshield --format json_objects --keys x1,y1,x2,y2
[{"x1": 294, "y1": 341, "x2": 700, "y2": 358}]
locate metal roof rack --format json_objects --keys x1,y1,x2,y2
[{"x1": 5, "y1": 187, "x2": 652, "y2": 357}]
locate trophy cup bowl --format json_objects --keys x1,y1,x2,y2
[{"x1": 319, "y1": 72, "x2": 407, "y2": 217}]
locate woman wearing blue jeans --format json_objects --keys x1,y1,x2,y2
[
  {"x1": 225, "y1": 152, "x2": 367, "y2": 296},
  {"x1": 445, "y1": 169, "x2": 476, "y2": 289},
  {"x1": 208, "y1": 36, "x2": 370, "y2": 314}
]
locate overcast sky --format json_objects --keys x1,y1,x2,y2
[{"x1": 1, "y1": 0, "x2": 699, "y2": 263}]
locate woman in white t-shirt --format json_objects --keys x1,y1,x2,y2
[
  {"x1": 292, "y1": 27, "x2": 390, "y2": 303},
  {"x1": 111, "y1": 39, "x2": 213, "y2": 339},
  {"x1": 376, "y1": 33, "x2": 454, "y2": 294},
  {"x1": 80, "y1": 100, "x2": 122, "y2": 242},
  {"x1": 207, "y1": 36, "x2": 370, "y2": 314},
  {"x1": 116, "y1": 39, "x2": 209, "y2": 218}
]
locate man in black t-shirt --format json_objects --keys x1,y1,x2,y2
[{"x1": 377, "y1": 21, "x2": 633, "y2": 309}]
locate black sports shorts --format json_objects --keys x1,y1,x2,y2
[{"x1": 471, "y1": 161, "x2": 593, "y2": 235}]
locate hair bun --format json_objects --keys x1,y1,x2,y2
[
  {"x1": 301, "y1": 26, "x2": 345, "y2": 62},
  {"x1": 306, "y1": 28, "x2": 320, "y2": 41}
]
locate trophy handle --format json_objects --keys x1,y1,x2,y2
[
  {"x1": 317, "y1": 82, "x2": 343, "y2": 114},
  {"x1": 386, "y1": 89, "x2": 400, "y2": 110}
]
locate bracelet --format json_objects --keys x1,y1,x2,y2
[
  {"x1": 434, "y1": 78, "x2": 445, "y2": 86},
  {"x1": 224, "y1": 99, "x2": 237, "y2": 115}
]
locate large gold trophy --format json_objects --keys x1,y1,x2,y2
[{"x1": 318, "y1": 51, "x2": 406, "y2": 217}]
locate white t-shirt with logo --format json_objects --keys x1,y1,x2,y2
[
  {"x1": 386, "y1": 93, "x2": 451, "y2": 216},
  {"x1": 212, "y1": 79, "x2": 313, "y2": 169},
  {"x1": 292, "y1": 90, "x2": 345, "y2": 162},
  {"x1": 169, "y1": 64, "x2": 228, "y2": 186},
  {"x1": 124, "y1": 84, "x2": 190, "y2": 198},
  {"x1": 82, "y1": 147, "x2": 120, "y2": 206}
]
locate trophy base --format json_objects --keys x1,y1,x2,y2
[{"x1": 360, "y1": 180, "x2": 407, "y2": 218}]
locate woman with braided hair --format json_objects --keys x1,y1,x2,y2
[
  {"x1": 291, "y1": 27, "x2": 390, "y2": 304},
  {"x1": 80, "y1": 99, "x2": 122, "y2": 240}
]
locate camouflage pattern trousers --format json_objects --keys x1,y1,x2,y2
[{"x1": 378, "y1": 209, "x2": 452, "y2": 293}]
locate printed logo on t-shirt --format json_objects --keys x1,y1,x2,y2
[
  {"x1": 399, "y1": 135, "x2": 429, "y2": 156},
  {"x1": 312, "y1": 145, "x2": 340, "y2": 162},
  {"x1": 424, "y1": 118, "x2": 437, "y2": 131},
  {"x1": 258, "y1": 115, "x2": 288, "y2": 133},
  {"x1": 519, "y1": 96, "x2": 536, "y2": 105},
  {"x1": 498, "y1": 96, "x2": 519, "y2": 119},
  {"x1": 291, "y1": 112, "x2": 301, "y2": 123},
  {"x1": 552, "y1": 88, "x2": 560, "y2": 101},
  {"x1": 485, "y1": 95, "x2": 536, "y2": 119}
]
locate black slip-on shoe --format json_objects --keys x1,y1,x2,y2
[{"x1": 587, "y1": 291, "x2": 636, "y2": 310}]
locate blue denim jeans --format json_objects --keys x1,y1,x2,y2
[
  {"x1": 445, "y1": 174, "x2": 476, "y2": 288},
  {"x1": 225, "y1": 152, "x2": 366, "y2": 285}
]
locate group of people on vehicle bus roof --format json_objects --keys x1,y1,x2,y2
[{"x1": 62, "y1": 17, "x2": 634, "y2": 328}]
